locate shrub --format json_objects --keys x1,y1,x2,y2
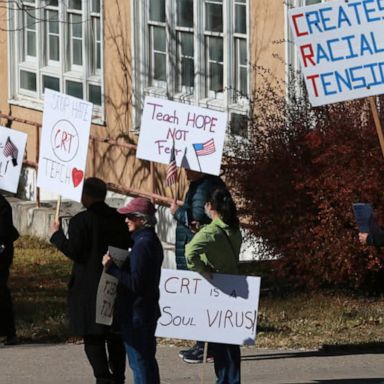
[{"x1": 227, "y1": 71, "x2": 384, "y2": 292}]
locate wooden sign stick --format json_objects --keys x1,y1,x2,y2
[
  {"x1": 55, "y1": 195, "x2": 62, "y2": 222},
  {"x1": 199, "y1": 342, "x2": 209, "y2": 384},
  {"x1": 369, "y1": 96, "x2": 384, "y2": 159}
]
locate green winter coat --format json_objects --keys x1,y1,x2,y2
[{"x1": 185, "y1": 218, "x2": 242, "y2": 275}]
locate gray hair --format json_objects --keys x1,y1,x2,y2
[{"x1": 135, "y1": 213, "x2": 157, "y2": 227}]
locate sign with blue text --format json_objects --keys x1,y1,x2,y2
[
  {"x1": 37, "y1": 89, "x2": 93, "y2": 202},
  {"x1": 136, "y1": 96, "x2": 227, "y2": 176},
  {"x1": 289, "y1": 0, "x2": 384, "y2": 106},
  {"x1": 0, "y1": 126, "x2": 27, "y2": 193},
  {"x1": 155, "y1": 269, "x2": 261, "y2": 345}
]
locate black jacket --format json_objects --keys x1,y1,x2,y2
[
  {"x1": 0, "y1": 194, "x2": 19, "y2": 269},
  {"x1": 50, "y1": 201, "x2": 130, "y2": 336},
  {"x1": 106, "y1": 227, "x2": 163, "y2": 325}
]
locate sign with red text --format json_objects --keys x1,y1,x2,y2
[
  {"x1": 289, "y1": 0, "x2": 384, "y2": 106},
  {"x1": 37, "y1": 89, "x2": 93, "y2": 201},
  {"x1": 0, "y1": 126, "x2": 27, "y2": 193},
  {"x1": 136, "y1": 96, "x2": 227, "y2": 176},
  {"x1": 155, "y1": 269, "x2": 261, "y2": 345}
]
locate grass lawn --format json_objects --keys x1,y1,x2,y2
[{"x1": 9, "y1": 236, "x2": 384, "y2": 349}]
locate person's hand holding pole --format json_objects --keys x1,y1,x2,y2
[{"x1": 358, "y1": 232, "x2": 368, "y2": 245}]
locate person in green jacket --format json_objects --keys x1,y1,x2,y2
[{"x1": 185, "y1": 187, "x2": 242, "y2": 384}]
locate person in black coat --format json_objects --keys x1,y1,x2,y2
[
  {"x1": 0, "y1": 193, "x2": 19, "y2": 345},
  {"x1": 170, "y1": 169, "x2": 226, "y2": 363},
  {"x1": 50, "y1": 178, "x2": 131, "y2": 384},
  {"x1": 102, "y1": 197, "x2": 163, "y2": 384}
]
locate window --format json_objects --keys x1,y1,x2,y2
[
  {"x1": 133, "y1": 0, "x2": 249, "y2": 135},
  {"x1": 8, "y1": 0, "x2": 103, "y2": 119}
]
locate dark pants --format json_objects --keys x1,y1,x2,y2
[
  {"x1": 121, "y1": 320, "x2": 160, "y2": 384},
  {"x1": 211, "y1": 343, "x2": 241, "y2": 384},
  {"x1": 83, "y1": 333, "x2": 126, "y2": 384},
  {"x1": 0, "y1": 266, "x2": 16, "y2": 338}
]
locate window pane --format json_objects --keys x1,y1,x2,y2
[
  {"x1": 230, "y1": 113, "x2": 248, "y2": 137},
  {"x1": 27, "y1": 31, "x2": 36, "y2": 56},
  {"x1": 72, "y1": 15, "x2": 82, "y2": 38},
  {"x1": 48, "y1": 11, "x2": 59, "y2": 34},
  {"x1": 20, "y1": 70, "x2": 36, "y2": 91},
  {"x1": 69, "y1": 0, "x2": 82, "y2": 10},
  {"x1": 48, "y1": 0, "x2": 58, "y2": 6},
  {"x1": 89, "y1": 84, "x2": 102, "y2": 105},
  {"x1": 209, "y1": 63, "x2": 223, "y2": 92},
  {"x1": 73, "y1": 40, "x2": 83, "y2": 65},
  {"x1": 235, "y1": 4, "x2": 246, "y2": 34},
  {"x1": 49, "y1": 35, "x2": 60, "y2": 61},
  {"x1": 305, "y1": 0, "x2": 322, "y2": 4},
  {"x1": 239, "y1": 39, "x2": 247, "y2": 65},
  {"x1": 92, "y1": 0, "x2": 101, "y2": 12},
  {"x1": 206, "y1": 3, "x2": 223, "y2": 32},
  {"x1": 180, "y1": 32, "x2": 193, "y2": 57},
  {"x1": 154, "y1": 54, "x2": 166, "y2": 81},
  {"x1": 208, "y1": 37, "x2": 223, "y2": 62},
  {"x1": 26, "y1": 11, "x2": 36, "y2": 30},
  {"x1": 182, "y1": 58, "x2": 194, "y2": 87},
  {"x1": 240, "y1": 67, "x2": 247, "y2": 95},
  {"x1": 66, "y1": 80, "x2": 83, "y2": 98},
  {"x1": 153, "y1": 27, "x2": 166, "y2": 51},
  {"x1": 177, "y1": 0, "x2": 193, "y2": 27},
  {"x1": 150, "y1": 0, "x2": 165, "y2": 22},
  {"x1": 96, "y1": 43, "x2": 101, "y2": 69},
  {"x1": 43, "y1": 75, "x2": 60, "y2": 92}
]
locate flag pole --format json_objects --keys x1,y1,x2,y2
[
  {"x1": 369, "y1": 96, "x2": 384, "y2": 160},
  {"x1": 55, "y1": 195, "x2": 62, "y2": 222}
]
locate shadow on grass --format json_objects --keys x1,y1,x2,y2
[{"x1": 242, "y1": 342, "x2": 384, "y2": 362}]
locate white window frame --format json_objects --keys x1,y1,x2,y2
[
  {"x1": 132, "y1": 0, "x2": 250, "y2": 136},
  {"x1": 7, "y1": 0, "x2": 104, "y2": 123}
]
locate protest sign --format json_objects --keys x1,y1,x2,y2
[
  {"x1": 136, "y1": 96, "x2": 227, "y2": 176},
  {"x1": 96, "y1": 246, "x2": 129, "y2": 325},
  {"x1": 37, "y1": 89, "x2": 93, "y2": 202},
  {"x1": 155, "y1": 269, "x2": 261, "y2": 346},
  {"x1": 0, "y1": 126, "x2": 27, "y2": 193},
  {"x1": 288, "y1": 0, "x2": 384, "y2": 106}
]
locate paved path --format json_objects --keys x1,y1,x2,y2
[{"x1": 0, "y1": 343, "x2": 383, "y2": 383}]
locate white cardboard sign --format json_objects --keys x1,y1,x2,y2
[
  {"x1": 96, "y1": 246, "x2": 129, "y2": 326},
  {"x1": 289, "y1": 0, "x2": 384, "y2": 106},
  {"x1": 0, "y1": 126, "x2": 27, "y2": 193},
  {"x1": 136, "y1": 96, "x2": 227, "y2": 176},
  {"x1": 155, "y1": 269, "x2": 261, "y2": 345},
  {"x1": 37, "y1": 89, "x2": 93, "y2": 202}
]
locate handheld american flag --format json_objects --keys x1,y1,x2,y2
[
  {"x1": 3, "y1": 137, "x2": 19, "y2": 166},
  {"x1": 192, "y1": 138, "x2": 215, "y2": 156},
  {"x1": 166, "y1": 143, "x2": 177, "y2": 186}
]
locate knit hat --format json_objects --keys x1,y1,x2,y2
[{"x1": 117, "y1": 197, "x2": 156, "y2": 216}]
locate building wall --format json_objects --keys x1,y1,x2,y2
[
  {"x1": 250, "y1": 0, "x2": 286, "y2": 91},
  {"x1": 0, "y1": 1, "x2": 286, "y2": 202}
]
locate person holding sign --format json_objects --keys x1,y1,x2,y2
[
  {"x1": 185, "y1": 187, "x2": 242, "y2": 384},
  {"x1": 102, "y1": 197, "x2": 163, "y2": 384},
  {"x1": 0, "y1": 193, "x2": 19, "y2": 346},
  {"x1": 50, "y1": 178, "x2": 131, "y2": 384},
  {"x1": 171, "y1": 169, "x2": 226, "y2": 363}
]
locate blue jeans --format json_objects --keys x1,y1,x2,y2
[
  {"x1": 121, "y1": 319, "x2": 160, "y2": 384},
  {"x1": 211, "y1": 343, "x2": 241, "y2": 384}
]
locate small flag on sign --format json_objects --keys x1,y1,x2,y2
[
  {"x1": 166, "y1": 143, "x2": 177, "y2": 186},
  {"x1": 3, "y1": 137, "x2": 19, "y2": 166},
  {"x1": 192, "y1": 138, "x2": 215, "y2": 157}
]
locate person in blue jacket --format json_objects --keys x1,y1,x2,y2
[
  {"x1": 170, "y1": 169, "x2": 226, "y2": 363},
  {"x1": 102, "y1": 197, "x2": 163, "y2": 384}
]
